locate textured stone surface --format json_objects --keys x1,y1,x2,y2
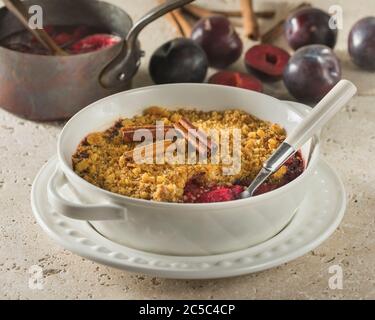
[{"x1": 0, "y1": 0, "x2": 374, "y2": 299}]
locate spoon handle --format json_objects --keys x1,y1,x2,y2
[
  {"x1": 285, "y1": 80, "x2": 357, "y2": 150},
  {"x1": 241, "y1": 79, "x2": 357, "y2": 198},
  {"x1": 3, "y1": 0, "x2": 67, "y2": 55}
]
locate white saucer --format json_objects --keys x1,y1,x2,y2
[{"x1": 31, "y1": 156, "x2": 346, "y2": 279}]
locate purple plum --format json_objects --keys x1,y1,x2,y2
[
  {"x1": 283, "y1": 45, "x2": 341, "y2": 103},
  {"x1": 348, "y1": 17, "x2": 375, "y2": 70},
  {"x1": 285, "y1": 7, "x2": 338, "y2": 50},
  {"x1": 191, "y1": 16, "x2": 243, "y2": 69},
  {"x1": 149, "y1": 38, "x2": 208, "y2": 84}
]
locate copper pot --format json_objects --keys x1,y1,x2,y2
[{"x1": 0, "y1": 0, "x2": 194, "y2": 121}]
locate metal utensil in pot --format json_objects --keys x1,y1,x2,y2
[{"x1": 0, "y1": 0, "x2": 194, "y2": 121}]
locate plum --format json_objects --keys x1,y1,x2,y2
[
  {"x1": 191, "y1": 16, "x2": 243, "y2": 69},
  {"x1": 283, "y1": 45, "x2": 341, "y2": 103},
  {"x1": 285, "y1": 7, "x2": 338, "y2": 50},
  {"x1": 348, "y1": 17, "x2": 375, "y2": 70},
  {"x1": 149, "y1": 38, "x2": 208, "y2": 84},
  {"x1": 208, "y1": 71, "x2": 263, "y2": 92},
  {"x1": 245, "y1": 44, "x2": 290, "y2": 81}
]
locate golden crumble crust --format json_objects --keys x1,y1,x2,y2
[{"x1": 72, "y1": 107, "x2": 287, "y2": 202}]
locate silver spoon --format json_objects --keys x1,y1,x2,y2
[{"x1": 240, "y1": 79, "x2": 357, "y2": 199}]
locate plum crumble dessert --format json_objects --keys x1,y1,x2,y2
[{"x1": 72, "y1": 107, "x2": 305, "y2": 203}]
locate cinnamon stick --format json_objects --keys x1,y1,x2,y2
[
  {"x1": 162, "y1": 11, "x2": 184, "y2": 36},
  {"x1": 122, "y1": 117, "x2": 218, "y2": 161},
  {"x1": 123, "y1": 140, "x2": 174, "y2": 161},
  {"x1": 261, "y1": 2, "x2": 312, "y2": 43},
  {"x1": 157, "y1": 0, "x2": 185, "y2": 37},
  {"x1": 182, "y1": 4, "x2": 211, "y2": 18},
  {"x1": 230, "y1": 19, "x2": 246, "y2": 28},
  {"x1": 240, "y1": 0, "x2": 260, "y2": 40},
  {"x1": 254, "y1": 11, "x2": 276, "y2": 19},
  {"x1": 218, "y1": 9, "x2": 275, "y2": 19},
  {"x1": 121, "y1": 125, "x2": 175, "y2": 143},
  {"x1": 174, "y1": 118, "x2": 217, "y2": 156},
  {"x1": 171, "y1": 8, "x2": 192, "y2": 37},
  {"x1": 183, "y1": 4, "x2": 275, "y2": 19},
  {"x1": 123, "y1": 129, "x2": 214, "y2": 161}
]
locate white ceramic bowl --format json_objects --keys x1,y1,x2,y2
[{"x1": 47, "y1": 84, "x2": 320, "y2": 256}]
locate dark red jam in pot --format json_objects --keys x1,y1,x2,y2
[
  {"x1": 0, "y1": 25, "x2": 121, "y2": 55},
  {"x1": 183, "y1": 152, "x2": 305, "y2": 203}
]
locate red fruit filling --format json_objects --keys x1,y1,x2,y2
[
  {"x1": 68, "y1": 34, "x2": 121, "y2": 54},
  {"x1": 1, "y1": 25, "x2": 120, "y2": 55},
  {"x1": 240, "y1": 152, "x2": 305, "y2": 196},
  {"x1": 208, "y1": 71, "x2": 263, "y2": 92},
  {"x1": 54, "y1": 33, "x2": 73, "y2": 46},
  {"x1": 183, "y1": 152, "x2": 304, "y2": 203},
  {"x1": 184, "y1": 182, "x2": 244, "y2": 203},
  {"x1": 53, "y1": 26, "x2": 90, "y2": 47},
  {"x1": 245, "y1": 44, "x2": 290, "y2": 80}
]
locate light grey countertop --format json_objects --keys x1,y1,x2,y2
[{"x1": 0, "y1": 0, "x2": 374, "y2": 299}]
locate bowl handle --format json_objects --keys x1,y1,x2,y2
[{"x1": 47, "y1": 168, "x2": 126, "y2": 221}]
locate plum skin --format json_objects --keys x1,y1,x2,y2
[
  {"x1": 283, "y1": 45, "x2": 341, "y2": 104},
  {"x1": 348, "y1": 17, "x2": 375, "y2": 70},
  {"x1": 149, "y1": 38, "x2": 208, "y2": 84},
  {"x1": 285, "y1": 7, "x2": 338, "y2": 50},
  {"x1": 191, "y1": 16, "x2": 243, "y2": 69}
]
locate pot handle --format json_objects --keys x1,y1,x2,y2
[
  {"x1": 47, "y1": 168, "x2": 127, "y2": 221},
  {"x1": 99, "y1": 0, "x2": 195, "y2": 89}
]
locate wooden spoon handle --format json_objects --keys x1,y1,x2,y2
[{"x1": 3, "y1": 0, "x2": 67, "y2": 55}]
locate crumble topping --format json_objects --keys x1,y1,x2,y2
[{"x1": 72, "y1": 107, "x2": 288, "y2": 202}]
